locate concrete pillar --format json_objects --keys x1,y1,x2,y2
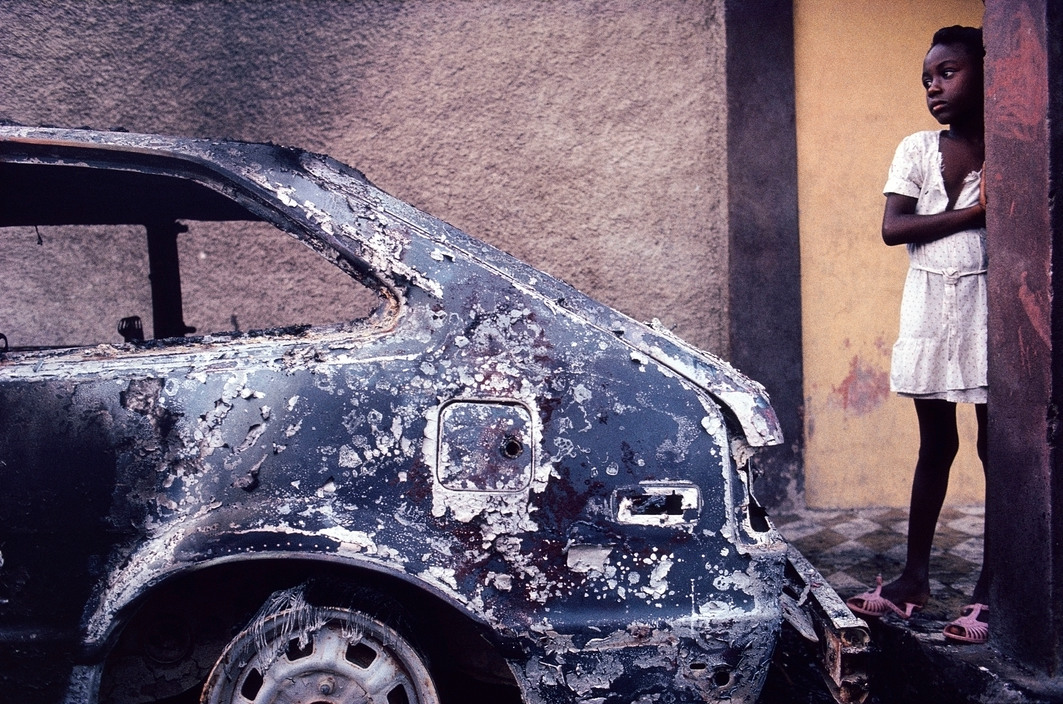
[
  {"x1": 724, "y1": 0, "x2": 804, "y2": 510},
  {"x1": 984, "y1": 0, "x2": 1063, "y2": 675}
]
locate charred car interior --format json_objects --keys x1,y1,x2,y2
[{"x1": 0, "y1": 126, "x2": 867, "y2": 704}]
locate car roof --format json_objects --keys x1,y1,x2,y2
[{"x1": 0, "y1": 124, "x2": 782, "y2": 447}]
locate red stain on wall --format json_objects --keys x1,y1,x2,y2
[
  {"x1": 985, "y1": 7, "x2": 1048, "y2": 144},
  {"x1": 831, "y1": 356, "x2": 890, "y2": 415},
  {"x1": 1018, "y1": 270, "x2": 1050, "y2": 349}
]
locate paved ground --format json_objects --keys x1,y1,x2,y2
[
  {"x1": 774, "y1": 505, "x2": 986, "y2": 627},
  {"x1": 765, "y1": 506, "x2": 1063, "y2": 703}
]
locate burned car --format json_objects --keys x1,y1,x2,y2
[{"x1": 0, "y1": 126, "x2": 865, "y2": 704}]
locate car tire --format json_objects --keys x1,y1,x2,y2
[{"x1": 200, "y1": 603, "x2": 440, "y2": 704}]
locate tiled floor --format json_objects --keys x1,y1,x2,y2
[{"x1": 773, "y1": 505, "x2": 985, "y2": 631}]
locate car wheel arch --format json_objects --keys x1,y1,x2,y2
[{"x1": 95, "y1": 556, "x2": 520, "y2": 703}]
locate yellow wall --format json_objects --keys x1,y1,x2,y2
[{"x1": 795, "y1": 0, "x2": 986, "y2": 507}]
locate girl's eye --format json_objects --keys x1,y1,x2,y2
[{"x1": 943, "y1": 69, "x2": 955, "y2": 78}]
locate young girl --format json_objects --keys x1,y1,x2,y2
[{"x1": 846, "y1": 25, "x2": 989, "y2": 644}]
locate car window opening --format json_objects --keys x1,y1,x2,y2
[{"x1": 0, "y1": 163, "x2": 381, "y2": 350}]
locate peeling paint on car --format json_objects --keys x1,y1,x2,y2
[{"x1": 0, "y1": 126, "x2": 865, "y2": 704}]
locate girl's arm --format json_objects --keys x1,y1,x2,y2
[{"x1": 881, "y1": 193, "x2": 985, "y2": 246}]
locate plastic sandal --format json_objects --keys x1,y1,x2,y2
[
  {"x1": 887, "y1": 598, "x2": 923, "y2": 619},
  {"x1": 846, "y1": 575, "x2": 924, "y2": 619},
  {"x1": 944, "y1": 603, "x2": 989, "y2": 644}
]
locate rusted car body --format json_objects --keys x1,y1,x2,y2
[{"x1": 0, "y1": 126, "x2": 865, "y2": 703}]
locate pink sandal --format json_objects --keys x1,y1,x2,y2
[
  {"x1": 846, "y1": 575, "x2": 924, "y2": 619},
  {"x1": 944, "y1": 603, "x2": 989, "y2": 644}
]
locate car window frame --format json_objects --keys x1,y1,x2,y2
[{"x1": 0, "y1": 147, "x2": 402, "y2": 358}]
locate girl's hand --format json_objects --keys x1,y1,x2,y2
[{"x1": 979, "y1": 166, "x2": 987, "y2": 211}]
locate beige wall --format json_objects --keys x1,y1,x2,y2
[
  {"x1": 795, "y1": 0, "x2": 987, "y2": 507},
  {"x1": 0, "y1": 0, "x2": 730, "y2": 353}
]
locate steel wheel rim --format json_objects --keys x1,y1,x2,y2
[{"x1": 201, "y1": 606, "x2": 439, "y2": 704}]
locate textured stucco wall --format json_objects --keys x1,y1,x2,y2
[{"x1": 0, "y1": 0, "x2": 731, "y2": 353}]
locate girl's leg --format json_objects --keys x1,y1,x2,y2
[
  {"x1": 881, "y1": 398, "x2": 959, "y2": 606},
  {"x1": 971, "y1": 402, "x2": 989, "y2": 604}
]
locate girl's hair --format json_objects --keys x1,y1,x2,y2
[{"x1": 931, "y1": 25, "x2": 984, "y2": 65}]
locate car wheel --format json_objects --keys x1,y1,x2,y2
[{"x1": 200, "y1": 605, "x2": 440, "y2": 704}]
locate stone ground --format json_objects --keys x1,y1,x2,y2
[
  {"x1": 774, "y1": 506, "x2": 986, "y2": 625},
  {"x1": 762, "y1": 506, "x2": 1063, "y2": 704}
]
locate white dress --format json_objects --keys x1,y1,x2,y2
[{"x1": 884, "y1": 130, "x2": 987, "y2": 404}]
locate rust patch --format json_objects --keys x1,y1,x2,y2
[
  {"x1": 1019, "y1": 270, "x2": 1050, "y2": 350},
  {"x1": 985, "y1": 5, "x2": 1048, "y2": 144}
]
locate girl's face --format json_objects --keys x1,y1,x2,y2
[{"x1": 922, "y1": 42, "x2": 983, "y2": 126}]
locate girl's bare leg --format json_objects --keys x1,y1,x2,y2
[
  {"x1": 881, "y1": 398, "x2": 959, "y2": 607},
  {"x1": 971, "y1": 402, "x2": 989, "y2": 604}
]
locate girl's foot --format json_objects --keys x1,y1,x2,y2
[
  {"x1": 944, "y1": 603, "x2": 989, "y2": 644},
  {"x1": 879, "y1": 573, "x2": 930, "y2": 612},
  {"x1": 847, "y1": 576, "x2": 895, "y2": 618},
  {"x1": 847, "y1": 574, "x2": 928, "y2": 620}
]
